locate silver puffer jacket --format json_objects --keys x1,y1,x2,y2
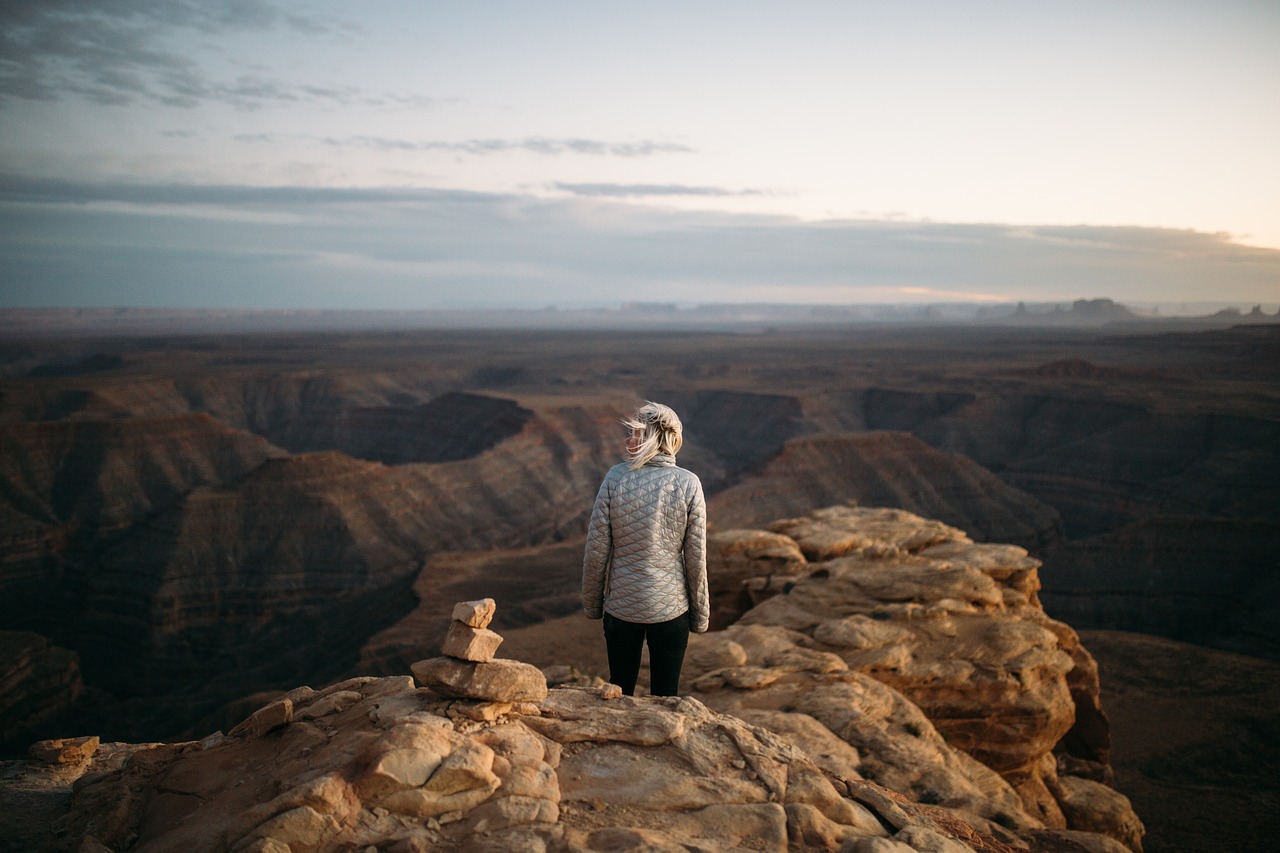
[{"x1": 581, "y1": 454, "x2": 709, "y2": 633}]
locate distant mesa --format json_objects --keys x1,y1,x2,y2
[
  {"x1": 1215, "y1": 304, "x2": 1278, "y2": 322},
  {"x1": 1022, "y1": 359, "x2": 1166, "y2": 381},
  {"x1": 3, "y1": 298, "x2": 1275, "y2": 336},
  {"x1": 999, "y1": 298, "x2": 1138, "y2": 327}
]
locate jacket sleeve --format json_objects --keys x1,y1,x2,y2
[
  {"x1": 581, "y1": 474, "x2": 613, "y2": 619},
  {"x1": 683, "y1": 477, "x2": 710, "y2": 633}
]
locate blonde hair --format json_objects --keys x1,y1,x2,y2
[{"x1": 623, "y1": 401, "x2": 684, "y2": 470}]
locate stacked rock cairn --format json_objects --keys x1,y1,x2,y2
[{"x1": 411, "y1": 599, "x2": 549, "y2": 709}]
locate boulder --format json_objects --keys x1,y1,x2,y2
[
  {"x1": 442, "y1": 622, "x2": 504, "y2": 663},
  {"x1": 229, "y1": 698, "x2": 293, "y2": 739},
  {"x1": 452, "y1": 598, "x2": 497, "y2": 630},
  {"x1": 412, "y1": 657, "x2": 548, "y2": 704},
  {"x1": 27, "y1": 735, "x2": 99, "y2": 765}
]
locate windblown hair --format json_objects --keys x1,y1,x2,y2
[{"x1": 623, "y1": 401, "x2": 684, "y2": 470}]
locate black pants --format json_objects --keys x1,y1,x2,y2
[{"x1": 603, "y1": 611, "x2": 690, "y2": 697}]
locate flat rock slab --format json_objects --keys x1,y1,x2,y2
[
  {"x1": 28, "y1": 736, "x2": 99, "y2": 765},
  {"x1": 442, "y1": 623, "x2": 504, "y2": 663},
  {"x1": 229, "y1": 697, "x2": 293, "y2": 738},
  {"x1": 452, "y1": 599, "x2": 497, "y2": 629},
  {"x1": 413, "y1": 657, "x2": 548, "y2": 703}
]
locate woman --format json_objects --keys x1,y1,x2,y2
[{"x1": 581, "y1": 401, "x2": 708, "y2": 696}]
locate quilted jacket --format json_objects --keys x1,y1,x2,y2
[{"x1": 581, "y1": 454, "x2": 709, "y2": 633}]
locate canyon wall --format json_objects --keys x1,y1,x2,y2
[{"x1": 1, "y1": 324, "x2": 1276, "y2": 755}]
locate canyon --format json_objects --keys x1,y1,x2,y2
[
  {"x1": 6, "y1": 506, "x2": 1149, "y2": 853},
  {"x1": 1, "y1": 319, "x2": 1277, "y2": 850}
]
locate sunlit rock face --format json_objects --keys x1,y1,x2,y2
[
  {"x1": 28, "y1": 683, "x2": 1135, "y2": 853},
  {"x1": 6, "y1": 511, "x2": 1142, "y2": 853},
  {"x1": 37, "y1": 679, "x2": 894, "y2": 853},
  {"x1": 688, "y1": 505, "x2": 1132, "y2": 846}
]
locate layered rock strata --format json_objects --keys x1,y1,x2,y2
[
  {"x1": 4, "y1": 513, "x2": 1147, "y2": 853},
  {"x1": 1, "y1": 401, "x2": 623, "y2": 742},
  {"x1": 685, "y1": 505, "x2": 1139, "y2": 849},
  {"x1": 0, "y1": 632, "x2": 84, "y2": 751},
  {"x1": 710, "y1": 432, "x2": 1064, "y2": 552}
]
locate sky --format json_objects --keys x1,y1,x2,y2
[{"x1": 1, "y1": 0, "x2": 1278, "y2": 311}]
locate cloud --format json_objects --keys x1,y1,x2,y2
[
  {"x1": 2, "y1": 175, "x2": 1278, "y2": 309},
  {"x1": 0, "y1": 0, "x2": 415, "y2": 110},
  {"x1": 555, "y1": 183, "x2": 757, "y2": 198},
  {"x1": 314, "y1": 136, "x2": 694, "y2": 157},
  {"x1": 0, "y1": 174, "x2": 499, "y2": 210}
]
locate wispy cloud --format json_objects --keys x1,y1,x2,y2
[
  {"x1": 0, "y1": 0, "x2": 423, "y2": 110},
  {"x1": 555, "y1": 182, "x2": 756, "y2": 197},
  {"x1": 310, "y1": 136, "x2": 694, "y2": 157},
  {"x1": 3, "y1": 175, "x2": 1277, "y2": 309},
  {"x1": 0, "y1": 174, "x2": 497, "y2": 207}
]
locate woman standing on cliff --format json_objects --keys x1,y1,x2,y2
[{"x1": 581, "y1": 401, "x2": 709, "y2": 696}]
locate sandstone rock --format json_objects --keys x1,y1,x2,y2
[
  {"x1": 711, "y1": 528, "x2": 808, "y2": 563},
  {"x1": 525, "y1": 689, "x2": 687, "y2": 746},
  {"x1": 412, "y1": 657, "x2": 548, "y2": 703},
  {"x1": 888, "y1": 825, "x2": 977, "y2": 852},
  {"x1": 679, "y1": 505, "x2": 1136, "y2": 844},
  {"x1": 842, "y1": 839, "x2": 919, "y2": 853},
  {"x1": 686, "y1": 633, "x2": 749, "y2": 671},
  {"x1": 452, "y1": 598, "x2": 497, "y2": 629},
  {"x1": 379, "y1": 739, "x2": 501, "y2": 818},
  {"x1": 1028, "y1": 829, "x2": 1135, "y2": 853},
  {"x1": 448, "y1": 701, "x2": 515, "y2": 722},
  {"x1": 442, "y1": 622, "x2": 504, "y2": 663},
  {"x1": 736, "y1": 709, "x2": 863, "y2": 781},
  {"x1": 721, "y1": 665, "x2": 786, "y2": 690},
  {"x1": 706, "y1": 529, "x2": 811, "y2": 629},
  {"x1": 229, "y1": 698, "x2": 293, "y2": 738},
  {"x1": 295, "y1": 690, "x2": 362, "y2": 720},
  {"x1": 1052, "y1": 774, "x2": 1145, "y2": 853},
  {"x1": 357, "y1": 725, "x2": 456, "y2": 798},
  {"x1": 28, "y1": 735, "x2": 99, "y2": 765},
  {"x1": 35, "y1": 681, "x2": 914, "y2": 852}
]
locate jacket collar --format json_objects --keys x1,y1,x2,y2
[{"x1": 646, "y1": 453, "x2": 676, "y2": 467}]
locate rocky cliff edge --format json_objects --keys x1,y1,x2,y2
[{"x1": 2, "y1": 506, "x2": 1142, "y2": 853}]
